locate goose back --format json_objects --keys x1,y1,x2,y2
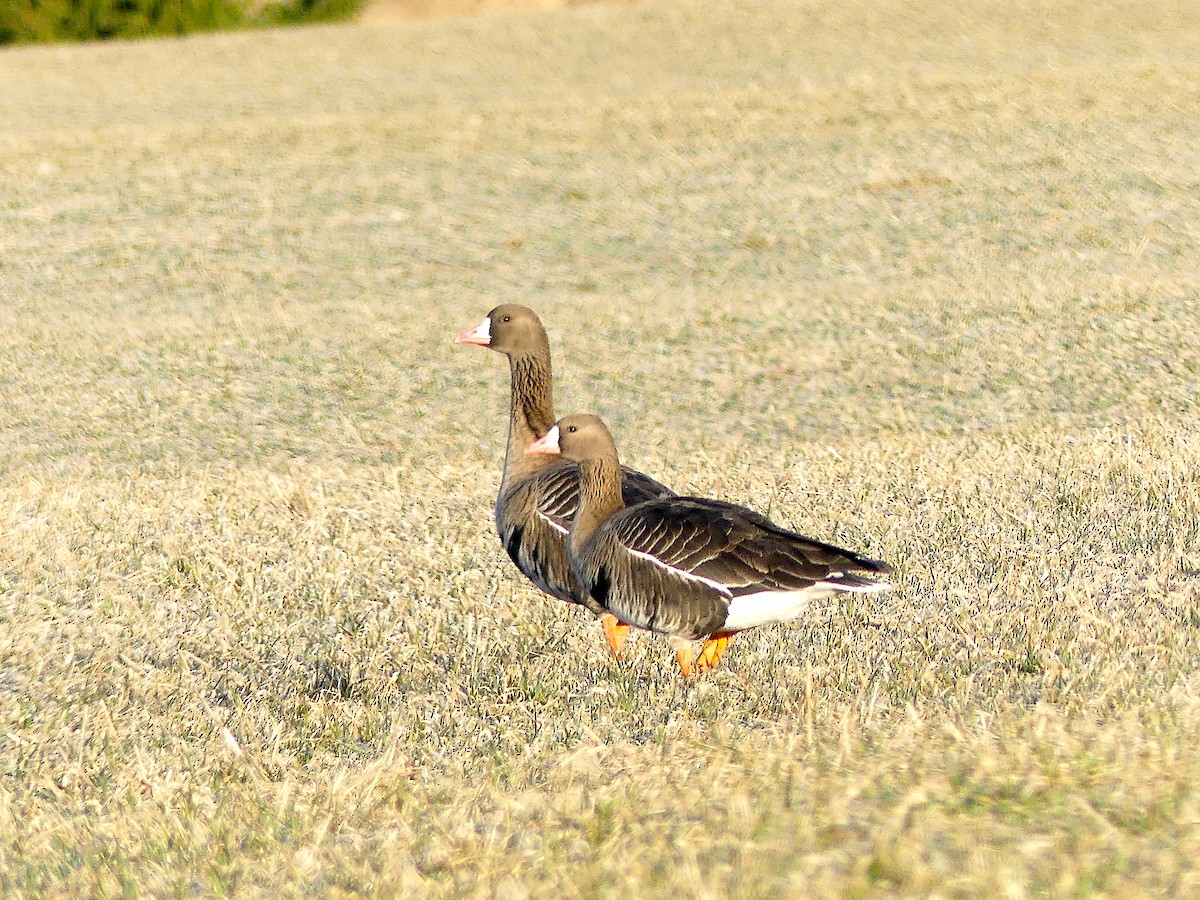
[{"x1": 573, "y1": 495, "x2": 890, "y2": 639}]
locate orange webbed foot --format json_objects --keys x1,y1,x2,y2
[
  {"x1": 675, "y1": 646, "x2": 694, "y2": 678},
  {"x1": 696, "y1": 633, "x2": 732, "y2": 672}
]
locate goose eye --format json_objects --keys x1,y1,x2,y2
[
  {"x1": 501, "y1": 315, "x2": 511, "y2": 323},
  {"x1": 566, "y1": 425, "x2": 578, "y2": 434}
]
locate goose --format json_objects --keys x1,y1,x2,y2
[
  {"x1": 527, "y1": 414, "x2": 892, "y2": 675},
  {"x1": 456, "y1": 305, "x2": 674, "y2": 656}
]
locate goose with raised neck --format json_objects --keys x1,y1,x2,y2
[
  {"x1": 529, "y1": 414, "x2": 892, "y2": 676},
  {"x1": 456, "y1": 305, "x2": 674, "y2": 656}
]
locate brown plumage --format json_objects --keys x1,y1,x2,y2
[
  {"x1": 528, "y1": 414, "x2": 892, "y2": 675},
  {"x1": 456, "y1": 305, "x2": 673, "y2": 655}
]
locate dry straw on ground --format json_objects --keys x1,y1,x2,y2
[
  {"x1": 1, "y1": 0, "x2": 1199, "y2": 894},
  {"x1": 358, "y1": 0, "x2": 634, "y2": 24}
]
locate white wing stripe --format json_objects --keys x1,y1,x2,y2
[
  {"x1": 537, "y1": 511, "x2": 569, "y2": 535},
  {"x1": 622, "y1": 546, "x2": 733, "y2": 597}
]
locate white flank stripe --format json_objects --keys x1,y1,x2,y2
[
  {"x1": 537, "y1": 511, "x2": 568, "y2": 535},
  {"x1": 623, "y1": 546, "x2": 732, "y2": 596}
]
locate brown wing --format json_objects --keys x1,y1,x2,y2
[
  {"x1": 496, "y1": 462, "x2": 675, "y2": 615},
  {"x1": 575, "y1": 497, "x2": 889, "y2": 638},
  {"x1": 613, "y1": 498, "x2": 889, "y2": 596},
  {"x1": 537, "y1": 461, "x2": 674, "y2": 531}
]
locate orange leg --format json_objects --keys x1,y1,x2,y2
[
  {"x1": 600, "y1": 613, "x2": 631, "y2": 657},
  {"x1": 696, "y1": 633, "x2": 734, "y2": 672}
]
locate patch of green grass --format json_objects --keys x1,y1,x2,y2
[{"x1": 0, "y1": 0, "x2": 365, "y2": 45}]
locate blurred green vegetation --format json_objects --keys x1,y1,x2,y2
[{"x1": 0, "y1": 0, "x2": 365, "y2": 44}]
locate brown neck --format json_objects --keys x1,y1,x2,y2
[
  {"x1": 569, "y1": 455, "x2": 625, "y2": 552},
  {"x1": 502, "y1": 350, "x2": 556, "y2": 485}
]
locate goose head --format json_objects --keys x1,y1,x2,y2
[
  {"x1": 456, "y1": 304, "x2": 549, "y2": 355},
  {"x1": 527, "y1": 414, "x2": 617, "y2": 461}
]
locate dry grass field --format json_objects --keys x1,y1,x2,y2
[
  {"x1": 358, "y1": 0, "x2": 634, "y2": 24},
  {"x1": 2, "y1": 0, "x2": 1199, "y2": 894}
]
